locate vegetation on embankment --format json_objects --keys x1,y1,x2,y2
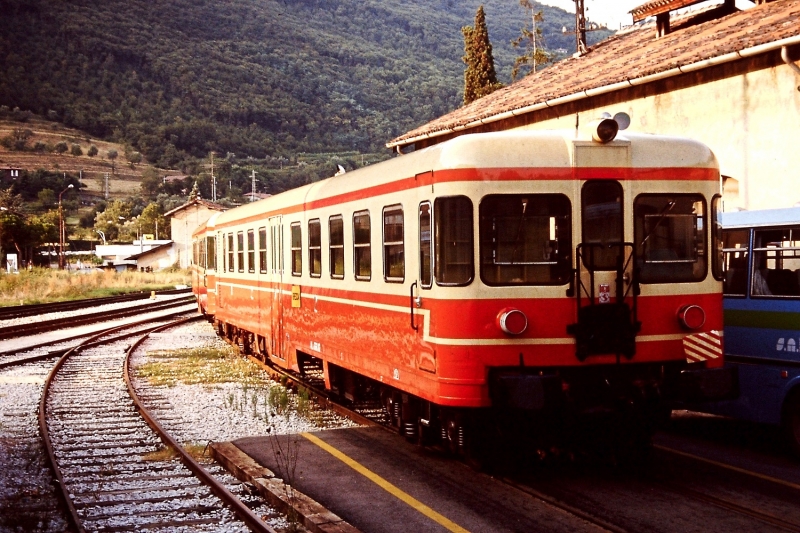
[{"x1": 0, "y1": 267, "x2": 190, "y2": 306}]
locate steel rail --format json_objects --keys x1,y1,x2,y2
[{"x1": 124, "y1": 318, "x2": 277, "y2": 533}]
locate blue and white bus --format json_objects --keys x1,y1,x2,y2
[{"x1": 711, "y1": 207, "x2": 800, "y2": 454}]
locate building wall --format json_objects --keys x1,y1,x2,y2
[
  {"x1": 509, "y1": 58, "x2": 800, "y2": 211},
  {"x1": 170, "y1": 205, "x2": 217, "y2": 268}
]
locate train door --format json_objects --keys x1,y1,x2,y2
[
  {"x1": 269, "y1": 215, "x2": 285, "y2": 360},
  {"x1": 569, "y1": 180, "x2": 638, "y2": 360}
]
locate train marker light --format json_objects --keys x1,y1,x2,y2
[
  {"x1": 497, "y1": 308, "x2": 528, "y2": 335},
  {"x1": 677, "y1": 304, "x2": 706, "y2": 330}
]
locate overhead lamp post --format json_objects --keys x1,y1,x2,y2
[{"x1": 58, "y1": 184, "x2": 74, "y2": 270}]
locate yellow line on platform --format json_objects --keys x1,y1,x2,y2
[
  {"x1": 654, "y1": 444, "x2": 800, "y2": 491},
  {"x1": 301, "y1": 432, "x2": 470, "y2": 533}
]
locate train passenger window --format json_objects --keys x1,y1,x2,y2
[
  {"x1": 237, "y1": 231, "x2": 245, "y2": 272},
  {"x1": 290, "y1": 223, "x2": 302, "y2": 276},
  {"x1": 711, "y1": 195, "x2": 724, "y2": 282},
  {"x1": 329, "y1": 215, "x2": 344, "y2": 279},
  {"x1": 419, "y1": 203, "x2": 432, "y2": 288},
  {"x1": 353, "y1": 211, "x2": 371, "y2": 281},
  {"x1": 206, "y1": 236, "x2": 216, "y2": 270},
  {"x1": 634, "y1": 194, "x2": 706, "y2": 283},
  {"x1": 752, "y1": 226, "x2": 800, "y2": 298},
  {"x1": 227, "y1": 233, "x2": 234, "y2": 273},
  {"x1": 435, "y1": 196, "x2": 473, "y2": 286},
  {"x1": 479, "y1": 194, "x2": 572, "y2": 285},
  {"x1": 722, "y1": 229, "x2": 749, "y2": 296},
  {"x1": 199, "y1": 238, "x2": 206, "y2": 268},
  {"x1": 309, "y1": 219, "x2": 321, "y2": 278},
  {"x1": 383, "y1": 206, "x2": 404, "y2": 282},
  {"x1": 259, "y1": 227, "x2": 267, "y2": 274},
  {"x1": 247, "y1": 230, "x2": 255, "y2": 273}
]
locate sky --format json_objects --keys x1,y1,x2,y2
[{"x1": 539, "y1": 0, "x2": 755, "y2": 31}]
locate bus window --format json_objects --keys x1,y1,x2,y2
[
  {"x1": 752, "y1": 226, "x2": 800, "y2": 297},
  {"x1": 722, "y1": 229, "x2": 749, "y2": 296},
  {"x1": 634, "y1": 194, "x2": 706, "y2": 283},
  {"x1": 479, "y1": 194, "x2": 571, "y2": 286}
]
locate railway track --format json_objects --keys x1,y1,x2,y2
[
  {"x1": 0, "y1": 288, "x2": 190, "y2": 321},
  {"x1": 37, "y1": 315, "x2": 276, "y2": 533},
  {"x1": 0, "y1": 293, "x2": 196, "y2": 341}
]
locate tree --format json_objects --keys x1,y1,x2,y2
[
  {"x1": 462, "y1": 6, "x2": 502, "y2": 106},
  {"x1": 93, "y1": 199, "x2": 132, "y2": 242},
  {"x1": 140, "y1": 167, "x2": 162, "y2": 199},
  {"x1": 139, "y1": 202, "x2": 169, "y2": 239},
  {"x1": 511, "y1": 1, "x2": 552, "y2": 81},
  {"x1": 87, "y1": 145, "x2": 99, "y2": 157},
  {"x1": 54, "y1": 141, "x2": 68, "y2": 154},
  {"x1": 37, "y1": 188, "x2": 56, "y2": 208},
  {"x1": 71, "y1": 143, "x2": 83, "y2": 156},
  {"x1": 107, "y1": 149, "x2": 118, "y2": 174}
]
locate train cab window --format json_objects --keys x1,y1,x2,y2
[
  {"x1": 259, "y1": 227, "x2": 267, "y2": 274},
  {"x1": 206, "y1": 236, "x2": 216, "y2": 271},
  {"x1": 582, "y1": 180, "x2": 623, "y2": 271},
  {"x1": 247, "y1": 230, "x2": 255, "y2": 273},
  {"x1": 435, "y1": 196, "x2": 474, "y2": 286},
  {"x1": 751, "y1": 226, "x2": 800, "y2": 298},
  {"x1": 227, "y1": 233, "x2": 234, "y2": 272},
  {"x1": 634, "y1": 194, "x2": 706, "y2": 283},
  {"x1": 383, "y1": 206, "x2": 404, "y2": 282},
  {"x1": 723, "y1": 229, "x2": 749, "y2": 296},
  {"x1": 329, "y1": 215, "x2": 344, "y2": 279},
  {"x1": 309, "y1": 219, "x2": 321, "y2": 278},
  {"x1": 237, "y1": 231, "x2": 245, "y2": 272},
  {"x1": 419, "y1": 203, "x2": 432, "y2": 288},
  {"x1": 290, "y1": 223, "x2": 302, "y2": 277},
  {"x1": 479, "y1": 194, "x2": 571, "y2": 285},
  {"x1": 353, "y1": 211, "x2": 371, "y2": 281}
]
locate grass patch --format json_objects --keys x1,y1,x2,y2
[
  {"x1": 137, "y1": 345, "x2": 265, "y2": 387},
  {"x1": 141, "y1": 446, "x2": 179, "y2": 462},
  {"x1": 0, "y1": 267, "x2": 190, "y2": 306}
]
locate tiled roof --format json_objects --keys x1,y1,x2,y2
[
  {"x1": 164, "y1": 198, "x2": 227, "y2": 217},
  {"x1": 388, "y1": 0, "x2": 800, "y2": 148}
]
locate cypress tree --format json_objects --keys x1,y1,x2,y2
[{"x1": 462, "y1": 5, "x2": 502, "y2": 105}]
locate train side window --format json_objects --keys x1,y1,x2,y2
[
  {"x1": 237, "y1": 231, "x2": 245, "y2": 272},
  {"x1": 435, "y1": 196, "x2": 473, "y2": 286},
  {"x1": 419, "y1": 202, "x2": 432, "y2": 288},
  {"x1": 383, "y1": 205, "x2": 404, "y2": 283},
  {"x1": 353, "y1": 211, "x2": 371, "y2": 281},
  {"x1": 751, "y1": 226, "x2": 800, "y2": 298},
  {"x1": 227, "y1": 233, "x2": 234, "y2": 272},
  {"x1": 722, "y1": 229, "x2": 749, "y2": 296},
  {"x1": 330, "y1": 215, "x2": 344, "y2": 279},
  {"x1": 309, "y1": 219, "x2": 321, "y2": 278},
  {"x1": 258, "y1": 227, "x2": 267, "y2": 274},
  {"x1": 479, "y1": 194, "x2": 572, "y2": 286},
  {"x1": 247, "y1": 229, "x2": 255, "y2": 273},
  {"x1": 291, "y1": 223, "x2": 302, "y2": 277},
  {"x1": 634, "y1": 194, "x2": 706, "y2": 283},
  {"x1": 206, "y1": 235, "x2": 216, "y2": 270}
]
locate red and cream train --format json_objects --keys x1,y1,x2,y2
[{"x1": 192, "y1": 122, "x2": 735, "y2": 453}]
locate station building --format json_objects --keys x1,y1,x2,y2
[{"x1": 388, "y1": 0, "x2": 800, "y2": 212}]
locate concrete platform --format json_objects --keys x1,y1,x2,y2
[{"x1": 213, "y1": 427, "x2": 598, "y2": 533}]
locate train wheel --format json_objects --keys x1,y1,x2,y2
[{"x1": 783, "y1": 393, "x2": 800, "y2": 457}]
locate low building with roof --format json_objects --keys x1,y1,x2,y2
[
  {"x1": 164, "y1": 197, "x2": 226, "y2": 268},
  {"x1": 388, "y1": 0, "x2": 800, "y2": 211}
]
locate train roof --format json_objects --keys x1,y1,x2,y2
[
  {"x1": 721, "y1": 207, "x2": 800, "y2": 229},
  {"x1": 211, "y1": 129, "x2": 718, "y2": 229}
]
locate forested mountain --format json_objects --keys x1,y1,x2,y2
[{"x1": 0, "y1": 0, "x2": 607, "y2": 169}]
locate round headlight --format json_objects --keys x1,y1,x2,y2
[
  {"x1": 677, "y1": 304, "x2": 706, "y2": 330},
  {"x1": 497, "y1": 309, "x2": 528, "y2": 335}
]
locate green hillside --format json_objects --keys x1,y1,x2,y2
[{"x1": 0, "y1": 0, "x2": 607, "y2": 169}]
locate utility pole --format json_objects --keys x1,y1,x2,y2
[
  {"x1": 104, "y1": 173, "x2": 109, "y2": 200},
  {"x1": 210, "y1": 152, "x2": 216, "y2": 202},
  {"x1": 251, "y1": 169, "x2": 257, "y2": 202},
  {"x1": 575, "y1": 0, "x2": 587, "y2": 54}
]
